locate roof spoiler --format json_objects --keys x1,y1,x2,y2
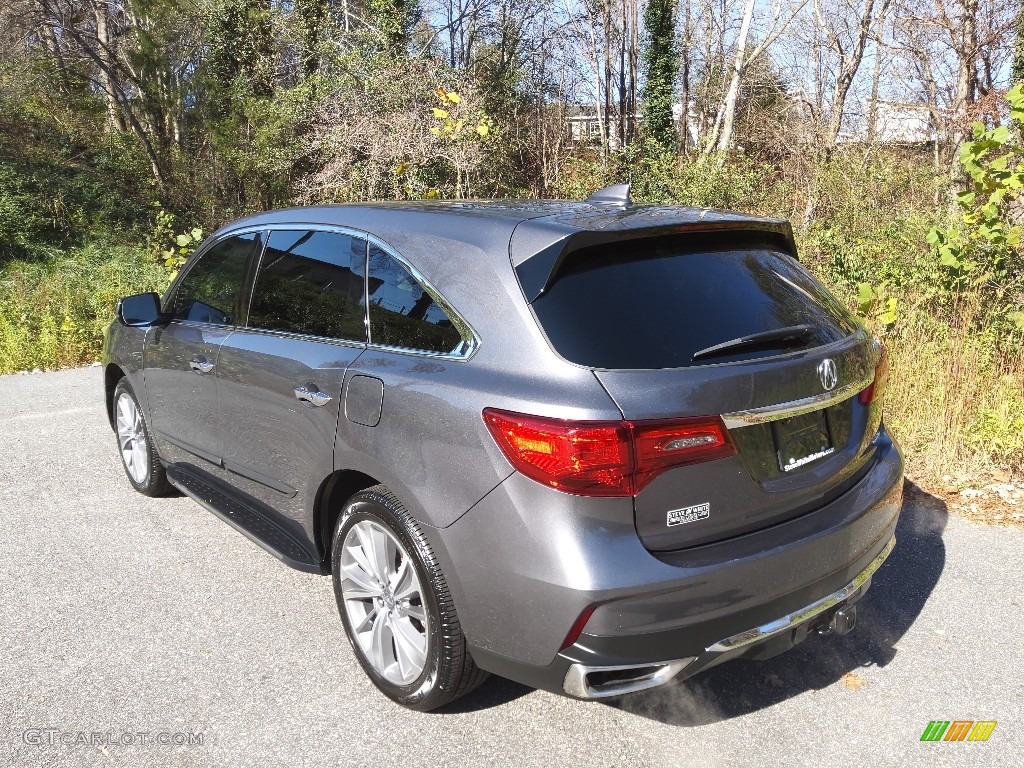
[{"x1": 515, "y1": 219, "x2": 796, "y2": 303}]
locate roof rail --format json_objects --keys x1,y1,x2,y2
[{"x1": 586, "y1": 183, "x2": 631, "y2": 207}]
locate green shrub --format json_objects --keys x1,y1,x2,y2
[
  {"x1": 0, "y1": 243, "x2": 166, "y2": 372},
  {"x1": 927, "y1": 85, "x2": 1024, "y2": 341},
  {"x1": 0, "y1": 102, "x2": 155, "y2": 261},
  {"x1": 551, "y1": 143, "x2": 785, "y2": 213}
]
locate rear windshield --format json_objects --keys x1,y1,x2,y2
[{"x1": 528, "y1": 235, "x2": 857, "y2": 369}]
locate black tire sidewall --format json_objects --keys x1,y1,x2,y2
[{"x1": 332, "y1": 498, "x2": 444, "y2": 708}]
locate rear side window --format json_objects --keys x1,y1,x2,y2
[
  {"x1": 365, "y1": 244, "x2": 463, "y2": 354},
  {"x1": 167, "y1": 233, "x2": 257, "y2": 324},
  {"x1": 248, "y1": 230, "x2": 367, "y2": 342},
  {"x1": 529, "y1": 235, "x2": 857, "y2": 369}
]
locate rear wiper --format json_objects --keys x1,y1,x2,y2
[{"x1": 692, "y1": 324, "x2": 814, "y2": 361}]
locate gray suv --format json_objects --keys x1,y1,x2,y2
[{"x1": 103, "y1": 187, "x2": 903, "y2": 710}]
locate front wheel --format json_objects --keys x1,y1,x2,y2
[
  {"x1": 331, "y1": 485, "x2": 487, "y2": 710},
  {"x1": 113, "y1": 379, "x2": 170, "y2": 497}
]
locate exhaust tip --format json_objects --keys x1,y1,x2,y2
[{"x1": 563, "y1": 657, "x2": 695, "y2": 699}]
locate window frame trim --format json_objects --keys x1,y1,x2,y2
[{"x1": 247, "y1": 223, "x2": 480, "y2": 361}]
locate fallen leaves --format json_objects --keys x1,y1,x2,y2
[
  {"x1": 840, "y1": 672, "x2": 868, "y2": 691},
  {"x1": 909, "y1": 477, "x2": 1024, "y2": 529}
]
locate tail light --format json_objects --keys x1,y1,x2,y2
[
  {"x1": 483, "y1": 408, "x2": 735, "y2": 497},
  {"x1": 858, "y1": 342, "x2": 890, "y2": 406}
]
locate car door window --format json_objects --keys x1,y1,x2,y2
[
  {"x1": 248, "y1": 229, "x2": 368, "y2": 342},
  {"x1": 365, "y1": 244, "x2": 463, "y2": 354},
  {"x1": 165, "y1": 233, "x2": 257, "y2": 324}
]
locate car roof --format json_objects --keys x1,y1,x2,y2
[
  {"x1": 199, "y1": 200, "x2": 794, "y2": 369},
  {"x1": 217, "y1": 199, "x2": 782, "y2": 237}
]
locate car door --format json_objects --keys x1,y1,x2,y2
[
  {"x1": 215, "y1": 228, "x2": 368, "y2": 535},
  {"x1": 145, "y1": 231, "x2": 259, "y2": 467}
]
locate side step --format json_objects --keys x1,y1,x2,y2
[{"x1": 166, "y1": 464, "x2": 325, "y2": 574}]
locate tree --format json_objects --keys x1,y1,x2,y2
[
  {"x1": 295, "y1": 0, "x2": 331, "y2": 79},
  {"x1": 1013, "y1": 4, "x2": 1024, "y2": 84},
  {"x1": 815, "y1": 0, "x2": 891, "y2": 145},
  {"x1": 367, "y1": 0, "x2": 420, "y2": 54},
  {"x1": 641, "y1": 0, "x2": 677, "y2": 150},
  {"x1": 704, "y1": 0, "x2": 808, "y2": 158},
  {"x1": 892, "y1": 0, "x2": 1016, "y2": 178},
  {"x1": 207, "y1": 0, "x2": 276, "y2": 98}
]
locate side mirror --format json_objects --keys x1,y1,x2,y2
[{"x1": 117, "y1": 292, "x2": 162, "y2": 326}]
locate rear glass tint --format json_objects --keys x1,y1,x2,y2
[{"x1": 529, "y1": 236, "x2": 857, "y2": 369}]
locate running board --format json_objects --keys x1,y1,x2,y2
[{"x1": 166, "y1": 465, "x2": 325, "y2": 574}]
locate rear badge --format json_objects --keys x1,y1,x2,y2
[
  {"x1": 818, "y1": 358, "x2": 838, "y2": 391},
  {"x1": 667, "y1": 503, "x2": 710, "y2": 527}
]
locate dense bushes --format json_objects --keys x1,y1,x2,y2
[
  {"x1": 0, "y1": 100, "x2": 155, "y2": 260},
  {"x1": 0, "y1": 244, "x2": 165, "y2": 371},
  {"x1": 1, "y1": 90, "x2": 1021, "y2": 482}
]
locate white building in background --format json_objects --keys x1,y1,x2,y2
[
  {"x1": 872, "y1": 102, "x2": 934, "y2": 143},
  {"x1": 836, "y1": 102, "x2": 935, "y2": 144},
  {"x1": 568, "y1": 100, "x2": 934, "y2": 147},
  {"x1": 567, "y1": 102, "x2": 699, "y2": 148}
]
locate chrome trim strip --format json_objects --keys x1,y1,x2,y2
[
  {"x1": 705, "y1": 535, "x2": 896, "y2": 653},
  {"x1": 562, "y1": 657, "x2": 696, "y2": 699},
  {"x1": 721, "y1": 372, "x2": 873, "y2": 429},
  {"x1": 225, "y1": 324, "x2": 367, "y2": 350}
]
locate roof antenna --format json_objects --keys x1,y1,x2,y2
[{"x1": 586, "y1": 183, "x2": 631, "y2": 207}]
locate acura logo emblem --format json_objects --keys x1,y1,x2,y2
[{"x1": 818, "y1": 359, "x2": 838, "y2": 391}]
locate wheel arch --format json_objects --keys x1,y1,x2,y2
[
  {"x1": 313, "y1": 469, "x2": 380, "y2": 567},
  {"x1": 104, "y1": 363, "x2": 127, "y2": 430}
]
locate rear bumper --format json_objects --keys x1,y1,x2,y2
[
  {"x1": 428, "y1": 429, "x2": 903, "y2": 697},
  {"x1": 560, "y1": 534, "x2": 893, "y2": 698}
]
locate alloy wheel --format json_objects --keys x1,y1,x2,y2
[
  {"x1": 339, "y1": 520, "x2": 429, "y2": 685},
  {"x1": 115, "y1": 392, "x2": 149, "y2": 484}
]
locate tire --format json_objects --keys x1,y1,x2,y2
[
  {"x1": 113, "y1": 379, "x2": 171, "y2": 497},
  {"x1": 331, "y1": 485, "x2": 488, "y2": 710}
]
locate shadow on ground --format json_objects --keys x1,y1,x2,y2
[
  {"x1": 610, "y1": 482, "x2": 947, "y2": 726},
  {"x1": 439, "y1": 677, "x2": 534, "y2": 714}
]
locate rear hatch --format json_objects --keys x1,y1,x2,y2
[{"x1": 519, "y1": 227, "x2": 886, "y2": 551}]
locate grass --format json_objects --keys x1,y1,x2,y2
[
  {"x1": 882, "y1": 293, "x2": 1024, "y2": 484},
  {"x1": 0, "y1": 243, "x2": 166, "y2": 372}
]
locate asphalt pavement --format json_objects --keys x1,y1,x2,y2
[{"x1": 1, "y1": 366, "x2": 1022, "y2": 767}]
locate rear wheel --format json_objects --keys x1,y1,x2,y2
[
  {"x1": 113, "y1": 379, "x2": 170, "y2": 497},
  {"x1": 331, "y1": 485, "x2": 487, "y2": 710}
]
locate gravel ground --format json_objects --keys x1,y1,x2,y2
[{"x1": 1, "y1": 366, "x2": 1022, "y2": 767}]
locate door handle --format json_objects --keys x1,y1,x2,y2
[
  {"x1": 190, "y1": 357, "x2": 215, "y2": 374},
  {"x1": 294, "y1": 384, "x2": 332, "y2": 407}
]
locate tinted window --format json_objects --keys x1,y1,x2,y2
[
  {"x1": 167, "y1": 233, "x2": 256, "y2": 324},
  {"x1": 365, "y1": 245, "x2": 463, "y2": 354},
  {"x1": 530, "y1": 235, "x2": 858, "y2": 369},
  {"x1": 248, "y1": 230, "x2": 367, "y2": 342}
]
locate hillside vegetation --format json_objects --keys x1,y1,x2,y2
[{"x1": 0, "y1": 0, "x2": 1021, "y2": 486}]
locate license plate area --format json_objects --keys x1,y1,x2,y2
[{"x1": 772, "y1": 409, "x2": 834, "y2": 472}]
